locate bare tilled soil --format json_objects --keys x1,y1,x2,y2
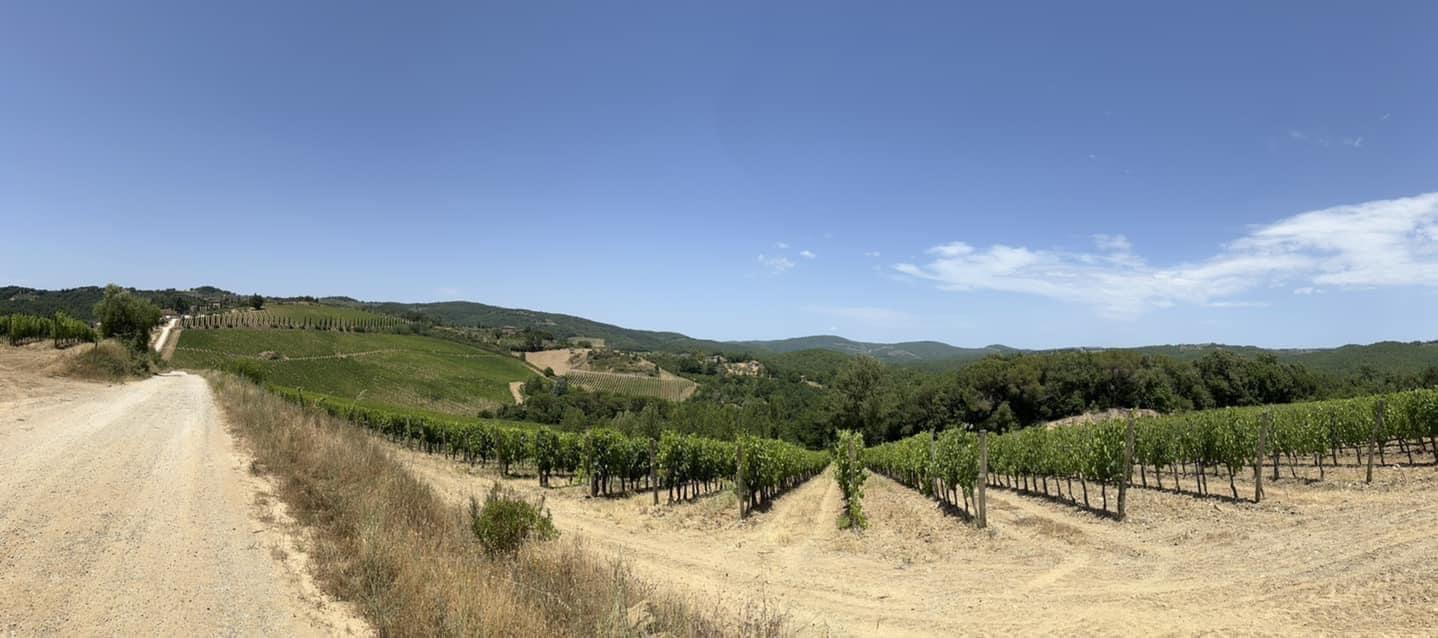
[
  {"x1": 0, "y1": 347, "x2": 366, "y2": 636},
  {"x1": 395, "y1": 437, "x2": 1438, "y2": 636}
]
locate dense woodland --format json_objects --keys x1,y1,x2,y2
[{"x1": 493, "y1": 346, "x2": 1438, "y2": 449}]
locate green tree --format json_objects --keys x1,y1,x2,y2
[
  {"x1": 249, "y1": 293, "x2": 264, "y2": 310},
  {"x1": 93, "y1": 284, "x2": 161, "y2": 354},
  {"x1": 827, "y1": 356, "x2": 897, "y2": 443}
]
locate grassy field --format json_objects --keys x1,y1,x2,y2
[{"x1": 174, "y1": 329, "x2": 536, "y2": 414}]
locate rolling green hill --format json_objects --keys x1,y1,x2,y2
[
  {"x1": 173, "y1": 329, "x2": 536, "y2": 415},
  {"x1": 731, "y1": 335, "x2": 1016, "y2": 364},
  {"x1": 364, "y1": 300, "x2": 739, "y2": 353}
]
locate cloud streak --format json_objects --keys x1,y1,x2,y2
[
  {"x1": 895, "y1": 192, "x2": 1438, "y2": 318},
  {"x1": 756, "y1": 253, "x2": 795, "y2": 273}
]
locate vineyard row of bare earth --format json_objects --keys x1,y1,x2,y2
[{"x1": 390, "y1": 434, "x2": 1438, "y2": 636}]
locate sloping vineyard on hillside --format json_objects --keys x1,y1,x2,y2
[
  {"x1": 272, "y1": 384, "x2": 826, "y2": 515},
  {"x1": 564, "y1": 369, "x2": 698, "y2": 401}
]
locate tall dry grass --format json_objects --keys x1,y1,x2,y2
[
  {"x1": 206, "y1": 373, "x2": 786, "y2": 637},
  {"x1": 55, "y1": 339, "x2": 154, "y2": 382}
]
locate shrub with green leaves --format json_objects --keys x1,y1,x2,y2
[
  {"x1": 469, "y1": 483, "x2": 558, "y2": 558},
  {"x1": 226, "y1": 359, "x2": 266, "y2": 385},
  {"x1": 93, "y1": 284, "x2": 161, "y2": 354}
]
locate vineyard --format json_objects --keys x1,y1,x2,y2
[
  {"x1": 832, "y1": 430, "x2": 868, "y2": 528},
  {"x1": 181, "y1": 304, "x2": 410, "y2": 333},
  {"x1": 858, "y1": 387, "x2": 1438, "y2": 525},
  {"x1": 274, "y1": 385, "x2": 826, "y2": 515},
  {"x1": 0, "y1": 313, "x2": 97, "y2": 348},
  {"x1": 564, "y1": 369, "x2": 698, "y2": 401},
  {"x1": 174, "y1": 330, "x2": 533, "y2": 412}
]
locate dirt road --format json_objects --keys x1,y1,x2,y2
[
  {"x1": 397, "y1": 440, "x2": 1438, "y2": 636},
  {"x1": 151, "y1": 317, "x2": 179, "y2": 354},
  {"x1": 0, "y1": 363, "x2": 364, "y2": 636}
]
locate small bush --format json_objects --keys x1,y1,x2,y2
[
  {"x1": 57, "y1": 340, "x2": 151, "y2": 381},
  {"x1": 226, "y1": 359, "x2": 267, "y2": 385},
  {"x1": 543, "y1": 366, "x2": 556, "y2": 377},
  {"x1": 469, "y1": 483, "x2": 558, "y2": 557}
]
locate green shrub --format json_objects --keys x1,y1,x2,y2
[
  {"x1": 58, "y1": 340, "x2": 151, "y2": 381},
  {"x1": 469, "y1": 483, "x2": 558, "y2": 557},
  {"x1": 227, "y1": 359, "x2": 267, "y2": 385}
]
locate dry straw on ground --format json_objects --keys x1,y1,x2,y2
[{"x1": 207, "y1": 373, "x2": 785, "y2": 637}]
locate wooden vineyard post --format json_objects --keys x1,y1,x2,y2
[
  {"x1": 977, "y1": 430, "x2": 989, "y2": 529},
  {"x1": 1118, "y1": 410, "x2": 1135, "y2": 521},
  {"x1": 1367, "y1": 400, "x2": 1384, "y2": 484},
  {"x1": 649, "y1": 439, "x2": 659, "y2": 506},
  {"x1": 736, "y1": 443, "x2": 747, "y2": 519},
  {"x1": 1254, "y1": 413, "x2": 1267, "y2": 503}
]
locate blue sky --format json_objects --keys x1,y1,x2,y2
[{"x1": 3, "y1": 2, "x2": 1436, "y2": 349}]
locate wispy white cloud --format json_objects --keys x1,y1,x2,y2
[
  {"x1": 1292, "y1": 287, "x2": 1323, "y2": 295},
  {"x1": 895, "y1": 192, "x2": 1438, "y2": 319},
  {"x1": 1288, "y1": 128, "x2": 1366, "y2": 149},
  {"x1": 1207, "y1": 300, "x2": 1269, "y2": 308},
  {"x1": 756, "y1": 254, "x2": 795, "y2": 273},
  {"x1": 799, "y1": 250, "x2": 816, "y2": 259},
  {"x1": 864, "y1": 251, "x2": 881, "y2": 258},
  {"x1": 434, "y1": 287, "x2": 461, "y2": 297},
  {"x1": 775, "y1": 242, "x2": 790, "y2": 249}
]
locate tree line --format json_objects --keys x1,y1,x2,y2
[{"x1": 492, "y1": 346, "x2": 1437, "y2": 450}]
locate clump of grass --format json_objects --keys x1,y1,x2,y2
[
  {"x1": 56, "y1": 339, "x2": 154, "y2": 382},
  {"x1": 206, "y1": 372, "x2": 783, "y2": 637},
  {"x1": 470, "y1": 484, "x2": 558, "y2": 558}
]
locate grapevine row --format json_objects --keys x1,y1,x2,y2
[
  {"x1": 1, "y1": 313, "x2": 97, "y2": 347},
  {"x1": 182, "y1": 311, "x2": 409, "y2": 333},
  {"x1": 866, "y1": 387, "x2": 1438, "y2": 525},
  {"x1": 832, "y1": 430, "x2": 868, "y2": 529},
  {"x1": 564, "y1": 370, "x2": 696, "y2": 402},
  {"x1": 271, "y1": 385, "x2": 826, "y2": 510}
]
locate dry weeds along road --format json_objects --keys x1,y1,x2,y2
[{"x1": 0, "y1": 363, "x2": 364, "y2": 636}]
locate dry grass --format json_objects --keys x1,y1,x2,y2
[
  {"x1": 206, "y1": 372, "x2": 784, "y2": 637},
  {"x1": 54, "y1": 340, "x2": 154, "y2": 382}
]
